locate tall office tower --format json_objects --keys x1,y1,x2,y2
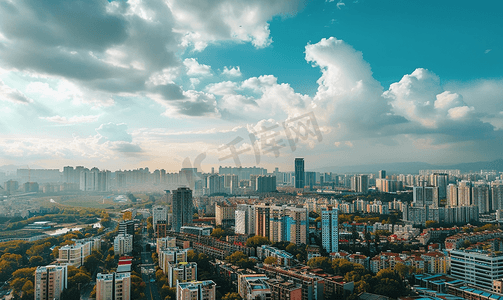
[
  {"x1": 413, "y1": 186, "x2": 439, "y2": 207},
  {"x1": 294, "y1": 158, "x2": 305, "y2": 189},
  {"x1": 321, "y1": 207, "x2": 339, "y2": 253},
  {"x1": 172, "y1": 187, "x2": 194, "y2": 233},
  {"x1": 235, "y1": 204, "x2": 255, "y2": 235},
  {"x1": 207, "y1": 174, "x2": 225, "y2": 195},
  {"x1": 256, "y1": 175, "x2": 277, "y2": 193},
  {"x1": 152, "y1": 205, "x2": 168, "y2": 231},
  {"x1": 305, "y1": 172, "x2": 316, "y2": 190},
  {"x1": 35, "y1": 264, "x2": 68, "y2": 300},
  {"x1": 167, "y1": 262, "x2": 197, "y2": 287},
  {"x1": 177, "y1": 281, "x2": 216, "y2": 300},
  {"x1": 447, "y1": 184, "x2": 458, "y2": 206},
  {"x1": 114, "y1": 234, "x2": 133, "y2": 255},
  {"x1": 432, "y1": 173, "x2": 449, "y2": 200},
  {"x1": 284, "y1": 206, "x2": 308, "y2": 245},
  {"x1": 96, "y1": 272, "x2": 131, "y2": 300},
  {"x1": 378, "y1": 170, "x2": 386, "y2": 179},
  {"x1": 351, "y1": 175, "x2": 369, "y2": 193},
  {"x1": 472, "y1": 181, "x2": 490, "y2": 213},
  {"x1": 492, "y1": 181, "x2": 503, "y2": 211},
  {"x1": 255, "y1": 204, "x2": 271, "y2": 239},
  {"x1": 215, "y1": 202, "x2": 236, "y2": 227},
  {"x1": 458, "y1": 181, "x2": 472, "y2": 206}
]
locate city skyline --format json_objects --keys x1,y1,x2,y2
[{"x1": 0, "y1": 0, "x2": 502, "y2": 172}]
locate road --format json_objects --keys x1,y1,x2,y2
[{"x1": 141, "y1": 228, "x2": 161, "y2": 300}]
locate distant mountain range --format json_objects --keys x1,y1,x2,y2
[{"x1": 313, "y1": 159, "x2": 503, "y2": 174}]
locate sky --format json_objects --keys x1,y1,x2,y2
[{"x1": 0, "y1": 0, "x2": 502, "y2": 173}]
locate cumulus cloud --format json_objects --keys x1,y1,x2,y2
[
  {"x1": 183, "y1": 58, "x2": 212, "y2": 77},
  {"x1": 222, "y1": 66, "x2": 242, "y2": 77},
  {"x1": 169, "y1": 0, "x2": 304, "y2": 50}
]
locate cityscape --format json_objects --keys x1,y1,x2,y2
[{"x1": 0, "y1": 1, "x2": 502, "y2": 300}]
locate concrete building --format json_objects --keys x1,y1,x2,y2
[
  {"x1": 58, "y1": 242, "x2": 91, "y2": 268},
  {"x1": 114, "y1": 234, "x2": 133, "y2": 255},
  {"x1": 35, "y1": 264, "x2": 67, "y2": 300},
  {"x1": 450, "y1": 249, "x2": 503, "y2": 290},
  {"x1": 235, "y1": 204, "x2": 256, "y2": 235},
  {"x1": 238, "y1": 274, "x2": 271, "y2": 300},
  {"x1": 215, "y1": 202, "x2": 236, "y2": 227},
  {"x1": 96, "y1": 272, "x2": 131, "y2": 300},
  {"x1": 159, "y1": 247, "x2": 187, "y2": 274},
  {"x1": 322, "y1": 207, "x2": 339, "y2": 253},
  {"x1": 172, "y1": 187, "x2": 194, "y2": 232},
  {"x1": 176, "y1": 280, "x2": 216, "y2": 300},
  {"x1": 256, "y1": 175, "x2": 277, "y2": 193},
  {"x1": 156, "y1": 237, "x2": 176, "y2": 253},
  {"x1": 168, "y1": 262, "x2": 197, "y2": 287},
  {"x1": 294, "y1": 158, "x2": 305, "y2": 189},
  {"x1": 152, "y1": 205, "x2": 168, "y2": 233}
]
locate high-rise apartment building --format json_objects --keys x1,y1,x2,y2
[
  {"x1": 294, "y1": 158, "x2": 305, "y2": 189},
  {"x1": 172, "y1": 187, "x2": 194, "y2": 232},
  {"x1": 472, "y1": 181, "x2": 490, "y2": 213},
  {"x1": 432, "y1": 173, "x2": 448, "y2": 200},
  {"x1": 492, "y1": 181, "x2": 503, "y2": 211},
  {"x1": 284, "y1": 206, "x2": 308, "y2": 245},
  {"x1": 447, "y1": 183, "x2": 458, "y2": 206},
  {"x1": 215, "y1": 202, "x2": 236, "y2": 227},
  {"x1": 256, "y1": 175, "x2": 277, "y2": 193},
  {"x1": 34, "y1": 264, "x2": 68, "y2": 300},
  {"x1": 158, "y1": 247, "x2": 188, "y2": 274},
  {"x1": 176, "y1": 281, "x2": 216, "y2": 300},
  {"x1": 458, "y1": 180, "x2": 472, "y2": 206},
  {"x1": 152, "y1": 205, "x2": 168, "y2": 231},
  {"x1": 321, "y1": 207, "x2": 339, "y2": 253},
  {"x1": 378, "y1": 170, "x2": 386, "y2": 179},
  {"x1": 58, "y1": 242, "x2": 92, "y2": 267},
  {"x1": 235, "y1": 204, "x2": 255, "y2": 235},
  {"x1": 351, "y1": 175, "x2": 369, "y2": 193},
  {"x1": 96, "y1": 272, "x2": 131, "y2": 300},
  {"x1": 207, "y1": 175, "x2": 225, "y2": 195},
  {"x1": 114, "y1": 234, "x2": 133, "y2": 255},
  {"x1": 168, "y1": 262, "x2": 197, "y2": 287}
]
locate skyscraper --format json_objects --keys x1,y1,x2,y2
[
  {"x1": 153, "y1": 205, "x2": 168, "y2": 232},
  {"x1": 294, "y1": 158, "x2": 305, "y2": 189},
  {"x1": 321, "y1": 207, "x2": 339, "y2": 253},
  {"x1": 378, "y1": 170, "x2": 386, "y2": 179},
  {"x1": 35, "y1": 264, "x2": 68, "y2": 300},
  {"x1": 172, "y1": 187, "x2": 194, "y2": 232}
]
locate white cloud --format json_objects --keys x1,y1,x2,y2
[
  {"x1": 222, "y1": 66, "x2": 242, "y2": 77},
  {"x1": 168, "y1": 0, "x2": 304, "y2": 50},
  {"x1": 40, "y1": 115, "x2": 100, "y2": 124},
  {"x1": 448, "y1": 106, "x2": 474, "y2": 120},
  {"x1": 0, "y1": 79, "x2": 32, "y2": 104},
  {"x1": 183, "y1": 58, "x2": 212, "y2": 77}
]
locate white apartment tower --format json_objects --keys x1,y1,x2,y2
[
  {"x1": 321, "y1": 207, "x2": 339, "y2": 253},
  {"x1": 35, "y1": 264, "x2": 68, "y2": 300}
]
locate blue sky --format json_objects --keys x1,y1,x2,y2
[{"x1": 0, "y1": 0, "x2": 502, "y2": 172}]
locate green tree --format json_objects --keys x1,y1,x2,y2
[
  {"x1": 307, "y1": 257, "x2": 332, "y2": 273},
  {"x1": 246, "y1": 236, "x2": 271, "y2": 248},
  {"x1": 211, "y1": 228, "x2": 226, "y2": 240},
  {"x1": 264, "y1": 256, "x2": 277, "y2": 265},
  {"x1": 222, "y1": 292, "x2": 242, "y2": 300}
]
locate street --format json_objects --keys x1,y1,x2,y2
[{"x1": 141, "y1": 231, "x2": 161, "y2": 300}]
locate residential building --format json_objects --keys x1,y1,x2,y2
[
  {"x1": 114, "y1": 234, "x2": 133, "y2": 255},
  {"x1": 267, "y1": 278, "x2": 302, "y2": 300},
  {"x1": 322, "y1": 207, "x2": 338, "y2": 253},
  {"x1": 58, "y1": 242, "x2": 91, "y2": 267},
  {"x1": 34, "y1": 264, "x2": 67, "y2": 300},
  {"x1": 257, "y1": 245, "x2": 294, "y2": 267},
  {"x1": 96, "y1": 272, "x2": 131, "y2": 300},
  {"x1": 168, "y1": 262, "x2": 197, "y2": 287},
  {"x1": 256, "y1": 175, "x2": 277, "y2": 193},
  {"x1": 159, "y1": 247, "x2": 188, "y2": 274},
  {"x1": 156, "y1": 237, "x2": 176, "y2": 253},
  {"x1": 215, "y1": 202, "x2": 236, "y2": 227},
  {"x1": 238, "y1": 274, "x2": 271, "y2": 300},
  {"x1": 152, "y1": 205, "x2": 168, "y2": 233},
  {"x1": 176, "y1": 280, "x2": 216, "y2": 300}
]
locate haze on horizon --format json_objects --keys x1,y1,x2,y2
[{"x1": 0, "y1": 0, "x2": 502, "y2": 172}]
